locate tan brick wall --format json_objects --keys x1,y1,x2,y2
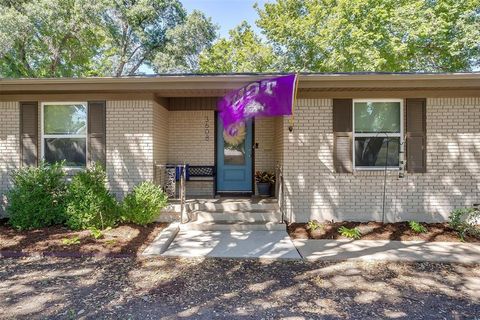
[
  {"x1": 0, "y1": 102, "x2": 20, "y2": 215},
  {"x1": 153, "y1": 100, "x2": 169, "y2": 164},
  {"x1": 168, "y1": 110, "x2": 214, "y2": 165},
  {"x1": 282, "y1": 98, "x2": 480, "y2": 223},
  {"x1": 106, "y1": 100, "x2": 154, "y2": 198},
  {"x1": 274, "y1": 117, "x2": 284, "y2": 167},
  {"x1": 167, "y1": 110, "x2": 215, "y2": 196},
  {"x1": 254, "y1": 117, "x2": 276, "y2": 173}
]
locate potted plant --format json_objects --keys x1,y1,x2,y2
[{"x1": 255, "y1": 171, "x2": 275, "y2": 196}]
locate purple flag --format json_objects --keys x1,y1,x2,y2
[{"x1": 218, "y1": 74, "x2": 297, "y2": 130}]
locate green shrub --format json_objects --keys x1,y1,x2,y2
[
  {"x1": 409, "y1": 221, "x2": 427, "y2": 233},
  {"x1": 338, "y1": 226, "x2": 362, "y2": 239},
  {"x1": 65, "y1": 164, "x2": 118, "y2": 230},
  {"x1": 7, "y1": 162, "x2": 67, "y2": 230},
  {"x1": 307, "y1": 220, "x2": 323, "y2": 231},
  {"x1": 448, "y1": 207, "x2": 480, "y2": 241},
  {"x1": 62, "y1": 236, "x2": 80, "y2": 246},
  {"x1": 121, "y1": 181, "x2": 168, "y2": 225}
]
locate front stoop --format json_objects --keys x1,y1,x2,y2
[
  {"x1": 156, "y1": 198, "x2": 284, "y2": 232},
  {"x1": 293, "y1": 239, "x2": 480, "y2": 264},
  {"x1": 144, "y1": 198, "x2": 295, "y2": 258},
  {"x1": 161, "y1": 230, "x2": 301, "y2": 259},
  {"x1": 180, "y1": 221, "x2": 285, "y2": 231}
]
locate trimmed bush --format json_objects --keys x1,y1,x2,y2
[
  {"x1": 65, "y1": 164, "x2": 118, "y2": 230},
  {"x1": 448, "y1": 207, "x2": 480, "y2": 241},
  {"x1": 121, "y1": 181, "x2": 167, "y2": 225},
  {"x1": 7, "y1": 162, "x2": 67, "y2": 230}
]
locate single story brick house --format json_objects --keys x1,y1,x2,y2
[{"x1": 0, "y1": 73, "x2": 479, "y2": 222}]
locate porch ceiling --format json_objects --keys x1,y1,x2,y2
[{"x1": 2, "y1": 73, "x2": 480, "y2": 99}]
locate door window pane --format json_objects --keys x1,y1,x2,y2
[
  {"x1": 44, "y1": 138, "x2": 86, "y2": 167},
  {"x1": 44, "y1": 104, "x2": 87, "y2": 135},
  {"x1": 354, "y1": 102, "x2": 400, "y2": 133},
  {"x1": 223, "y1": 122, "x2": 246, "y2": 165},
  {"x1": 355, "y1": 137, "x2": 400, "y2": 167}
]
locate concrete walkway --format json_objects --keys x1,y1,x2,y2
[
  {"x1": 143, "y1": 224, "x2": 480, "y2": 263},
  {"x1": 293, "y1": 239, "x2": 480, "y2": 263},
  {"x1": 160, "y1": 230, "x2": 301, "y2": 259}
]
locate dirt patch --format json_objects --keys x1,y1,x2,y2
[
  {"x1": 0, "y1": 257, "x2": 479, "y2": 319},
  {"x1": 0, "y1": 219, "x2": 167, "y2": 256},
  {"x1": 288, "y1": 221, "x2": 480, "y2": 242}
]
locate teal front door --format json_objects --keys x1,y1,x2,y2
[{"x1": 216, "y1": 114, "x2": 253, "y2": 193}]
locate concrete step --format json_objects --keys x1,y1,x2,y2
[
  {"x1": 190, "y1": 210, "x2": 282, "y2": 223},
  {"x1": 190, "y1": 202, "x2": 279, "y2": 213},
  {"x1": 179, "y1": 221, "x2": 286, "y2": 231},
  {"x1": 165, "y1": 200, "x2": 279, "y2": 213}
]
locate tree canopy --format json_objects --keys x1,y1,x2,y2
[
  {"x1": 1, "y1": 0, "x2": 479, "y2": 77},
  {"x1": 255, "y1": 0, "x2": 480, "y2": 72},
  {"x1": 0, "y1": 0, "x2": 217, "y2": 77},
  {"x1": 199, "y1": 21, "x2": 275, "y2": 73},
  {"x1": 0, "y1": 0, "x2": 103, "y2": 77},
  {"x1": 203, "y1": 0, "x2": 480, "y2": 73}
]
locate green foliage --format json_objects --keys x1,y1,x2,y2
[
  {"x1": 254, "y1": 171, "x2": 275, "y2": 184},
  {"x1": 65, "y1": 165, "x2": 118, "y2": 231},
  {"x1": 338, "y1": 226, "x2": 362, "y2": 239},
  {"x1": 0, "y1": 0, "x2": 218, "y2": 77},
  {"x1": 199, "y1": 21, "x2": 275, "y2": 73},
  {"x1": 7, "y1": 162, "x2": 67, "y2": 230},
  {"x1": 409, "y1": 221, "x2": 427, "y2": 233},
  {"x1": 121, "y1": 181, "x2": 168, "y2": 225},
  {"x1": 307, "y1": 220, "x2": 323, "y2": 231},
  {"x1": 253, "y1": 0, "x2": 480, "y2": 72},
  {"x1": 0, "y1": 0, "x2": 103, "y2": 77},
  {"x1": 153, "y1": 10, "x2": 218, "y2": 73},
  {"x1": 105, "y1": 239, "x2": 117, "y2": 246},
  {"x1": 62, "y1": 236, "x2": 80, "y2": 246},
  {"x1": 89, "y1": 227, "x2": 104, "y2": 240},
  {"x1": 449, "y1": 208, "x2": 480, "y2": 241}
]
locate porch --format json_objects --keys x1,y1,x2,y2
[
  {"x1": 153, "y1": 161, "x2": 285, "y2": 226},
  {"x1": 151, "y1": 97, "x2": 284, "y2": 198},
  {"x1": 157, "y1": 196, "x2": 284, "y2": 225}
]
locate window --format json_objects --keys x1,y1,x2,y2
[
  {"x1": 42, "y1": 102, "x2": 87, "y2": 167},
  {"x1": 353, "y1": 99, "x2": 403, "y2": 169}
]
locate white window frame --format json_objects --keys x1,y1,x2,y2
[
  {"x1": 352, "y1": 98, "x2": 404, "y2": 171},
  {"x1": 41, "y1": 102, "x2": 88, "y2": 168}
]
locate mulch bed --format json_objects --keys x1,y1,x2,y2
[
  {"x1": 0, "y1": 218, "x2": 168, "y2": 257},
  {"x1": 288, "y1": 221, "x2": 480, "y2": 242}
]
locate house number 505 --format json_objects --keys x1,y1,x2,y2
[{"x1": 204, "y1": 116, "x2": 210, "y2": 141}]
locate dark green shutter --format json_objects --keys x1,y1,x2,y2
[
  {"x1": 20, "y1": 101, "x2": 38, "y2": 167},
  {"x1": 88, "y1": 101, "x2": 106, "y2": 167},
  {"x1": 333, "y1": 99, "x2": 353, "y2": 173},
  {"x1": 406, "y1": 98, "x2": 426, "y2": 173}
]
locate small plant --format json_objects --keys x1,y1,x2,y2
[
  {"x1": 254, "y1": 171, "x2": 275, "y2": 184},
  {"x1": 307, "y1": 220, "x2": 323, "y2": 231},
  {"x1": 89, "y1": 227, "x2": 104, "y2": 239},
  {"x1": 7, "y1": 162, "x2": 67, "y2": 230},
  {"x1": 105, "y1": 239, "x2": 116, "y2": 246},
  {"x1": 338, "y1": 226, "x2": 362, "y2": 239},
  {"x1": 65, "y1": 164, "x2": 119, "y2": 230},
  {"x1": 121, "y1": 181, "x2": 168, "y2": 225},
  {"x1": 62, "y1": 236, "x2": 80, "y2": 246},
  {"x1": 449, "y1": 207, "x2": 480, "y2": 241},
  {"x1": 409, "y1": 221, "x2": 427, "y2": 233}
]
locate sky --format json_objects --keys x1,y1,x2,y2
[{"x1": 182, "y1": 0, "x2": 270, "y2": 38}]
